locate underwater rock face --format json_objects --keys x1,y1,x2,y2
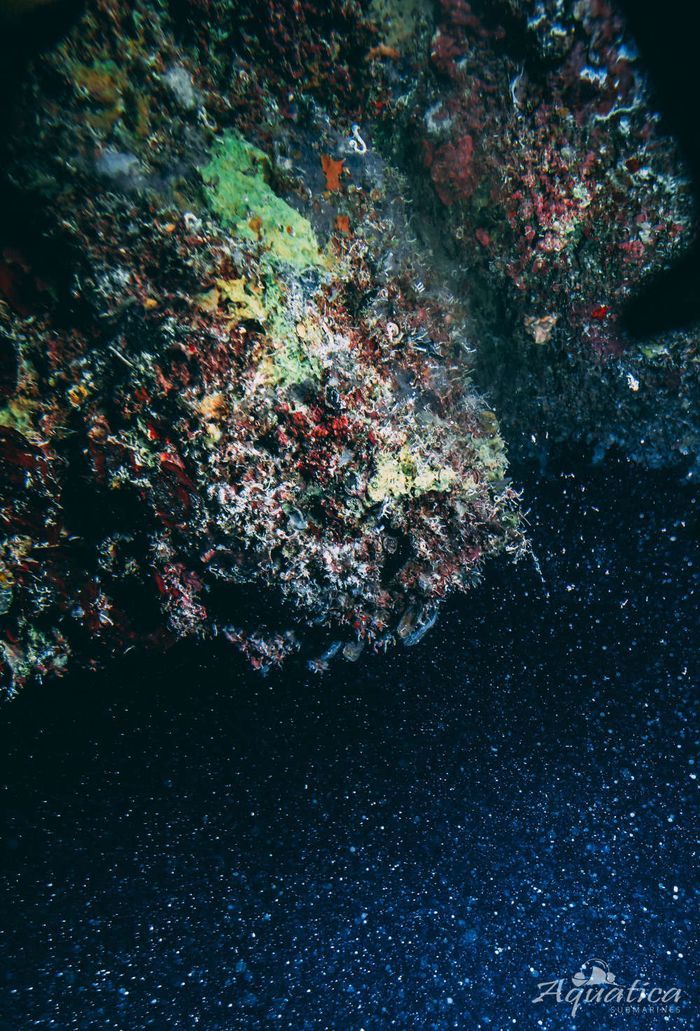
[
  {"x1": 406, "y1": 0, "x2": 699, "y2": 464},
  {"x1": 0, "y1": 0, "x2": 524, "y2": 690},
  {"x1": 0, "y1": 0, "x2": 698, "y2": 692}
]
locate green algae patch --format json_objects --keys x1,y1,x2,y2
[
  {"x1": 199, "y1": 277, "x2": 268, "y2": 323},
  {"x1": 468, "y1": 432, "x2": 508, "y2": 482},
  {"x1": 261, "y1": 279, "x2": 324, "y2": 387},
  {"x1": 368, "y1": 448, "x2": 456, "y2": 502},
  {"x1": 270, "y1": 334, "x2": 323, "y2": 388},
  {"x1": 0, "y1": 396, "x2": 40, "y2": 438},
  {"x1": 202, "y1": 133, "x2": 324, "y2": 269}
]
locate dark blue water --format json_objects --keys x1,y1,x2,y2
[{"x1": 0, "y1": 449, "x2": 697, "y2": 1029}]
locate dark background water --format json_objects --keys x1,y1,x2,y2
[{"x1": 0, "y1": 447, "x2": 696, "y2": 1029}]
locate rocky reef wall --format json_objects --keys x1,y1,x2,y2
[
  {"x1": 400, "y1": 0, "x2": 698, "y2": 467},
  {"x1": 0, "y1": 0, "x2": 526, "y2": 691},
  {"x1": 0, "y1": 0, "x2": 696, "y2": 693}
]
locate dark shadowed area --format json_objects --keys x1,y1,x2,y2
[{"x1": 1, "y1": 447, "x2": 696, "y2": 1027}]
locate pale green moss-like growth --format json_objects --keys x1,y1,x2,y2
[
  {"x1": 367, "y1": 448, "x2": 457, "y2": 502},
  {"x1": 468, "y1": 432, "x2": 508, "y2": 482},
  {"x1": 202, "y1": 132, "x2": 325, "y2": 269}
]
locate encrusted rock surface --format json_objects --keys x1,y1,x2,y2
[
  {"x1": 402, "y1": 0, "x2": 699, "y2": 465},
  {"x1": 0, "y1": 0, "x2": 525, "y2": 690},
  {"x1": 0, "y1": 0, "x2": 697, "y2": 693}
]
